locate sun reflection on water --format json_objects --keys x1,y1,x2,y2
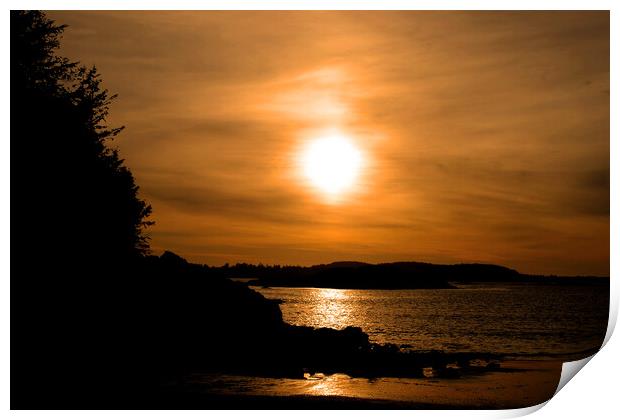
[{"x1": 310, "y1": 288, "x2": 355, "y2": 329}]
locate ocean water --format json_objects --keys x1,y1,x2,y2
[
  {"x1": 182, "y1": 283, "x2": 607, "y2": 405},
  {"x1": 253, "y1": 283, "x2": 609, "y2": 357}
]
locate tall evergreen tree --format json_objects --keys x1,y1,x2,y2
[
  {"x1": 11, "y1": 11, "x2": 154, "y2": 407},
  {"x1": 11, "y1": 10, "x2": 153, "y2": 264}
]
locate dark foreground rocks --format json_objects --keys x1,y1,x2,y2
[{"x1": 13, "y1": 250, "x2": 502, "y2": 408}]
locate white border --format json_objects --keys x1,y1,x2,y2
[{"x1": 2, "y1": 2, "x2": 617, "y2": 419}]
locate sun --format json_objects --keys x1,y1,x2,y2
[{"x1": 300, "y1": 134, "x2": 364, "y2": 200}]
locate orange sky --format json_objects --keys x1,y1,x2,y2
[{"x1": 48, "y1": 11, "x2": 609, "y2": 275}]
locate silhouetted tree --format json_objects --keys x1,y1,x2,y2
[
  {"x1": 11, "y1": 11, "x2": 154, "y2": 407},
  {"x1": 11, "y1": 10, "x2": 152, "y2": 264}
]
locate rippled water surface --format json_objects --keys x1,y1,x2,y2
[{"x1": 253, "y1": 283, "x2": 608, "y2": 356}]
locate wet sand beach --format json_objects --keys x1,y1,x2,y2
[{"x1": 160, "y1": 359, "x2": 564, "y2": 409}]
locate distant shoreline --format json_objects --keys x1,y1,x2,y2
[
  {"x1": 243, "y1": 279, "x2": 610, "y2": 290},
  {"x1": 224, "y1": 261, "x2": 609, "y2": 289}
]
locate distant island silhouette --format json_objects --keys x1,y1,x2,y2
[{"x1": 208, "y1": 260, "x2": 608, "y2": 289}]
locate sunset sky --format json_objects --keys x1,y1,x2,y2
[{"x1": 48, "y1": 11, "x2": 609, "y2": 275}]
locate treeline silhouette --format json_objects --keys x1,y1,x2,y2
[{"x1": 12, "y1": 11, "x2": 153, "y2": 261}]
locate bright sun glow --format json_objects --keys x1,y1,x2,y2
[{"x1": 301, "y1": 134, "x2": 363, "y2": 200}]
